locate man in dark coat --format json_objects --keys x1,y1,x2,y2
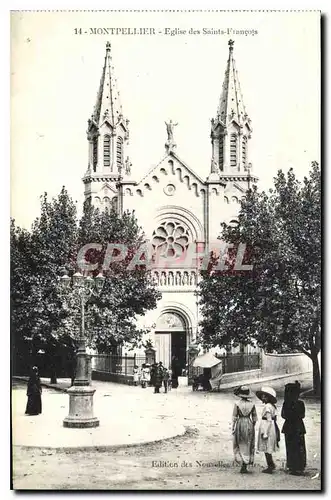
[
  {"x1": 171, "y1": 356, "x2": 180, "y2": 389},
  {"x1": 150, "y1": 363, "x2": 157, "y2": 387},
  {"x1": 154, "y1": 362, "x2": 163, "y2": 393}
]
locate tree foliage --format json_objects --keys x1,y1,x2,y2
[
  {"x1": 198, "y1": 162, "x2": 321, "y2": 393},
  {"x1": 11, "y1": 189, "x2": 160, "y2": 378},
  {"x1": 74, "y1": 201, "x2": 161, "y2": 352}
]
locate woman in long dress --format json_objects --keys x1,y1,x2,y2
[
  {"x1": 256, "y1": 386, "x2": 280, "y2": 473},
  {"x1": 232, "y1": 385, "x2": 257, "y2": 473},
  {"x1": 25, "y1": 366, "x2": 42, "y2": 415},
  {"x1": 281, "y1": 381, "x2": 306, "y2": 475}
]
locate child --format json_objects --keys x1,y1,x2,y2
[
  {"x1": 140, "y1": 364, "x2": 149, "y2": 388},
  {"x1": 133, "y1": 365, "x2": 140, "y2": 386},
  {"x1": 167, "y1": 369, "x2": 172, "y2": 391},
  {"x1": 232, "y1": 385, "x2": 257, "y2": 474},
  {"x1": 281, "y1": 381, "x2": 306, "y2": 475},
  {"x1": 256, "y1": 386, "x2": 280, "y2": 474}
]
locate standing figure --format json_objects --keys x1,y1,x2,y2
[
  {"x1": 154, "y1": 362, "x2": 163, "y2": 394},
  {"x1": 256, "y1": 386, "x2": 280, "y2": 474},
  {"x1": 167, "y1": 369, "x2": 172, "y2": 391},
  {"x1": 140, "y1": 364, "x2": 150, "y2": 388},
  {"x1": 165, "y1": 120, "x2": 178, "y2": 142},
  {"x1": 133, "y1": 365, "x2": 140, "y2": 387},
  {"x1": 171, "y1": 355, "x2": 180, "y2": 389},
  {"x1": 25, "y1": 366, "x2": 42, "y2": 415},
  {"x1": 281, "y1": 381, "x2": 306, "y2": 475},
  {"x1": 150, "y1": 363, "x2": 157, "y2": 387},
  {"x1": 162, "y1": 366, "x2": 170, "y2": 393},
  {"x1": 232, "y1": 386, "x2": 257, "y2": 473}
]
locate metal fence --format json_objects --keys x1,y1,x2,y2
[
  {"x1": 91, "y1": 354, "x2": 146, "y2": 377},
  {"x1": 219, "y1": 353, "x2": 261, "y2": 374}
]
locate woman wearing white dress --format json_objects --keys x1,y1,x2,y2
[{"x1": 256, "y1": 386, "x2": 280, "y2": 474}]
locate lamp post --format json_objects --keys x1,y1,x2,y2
[{"x1": 60, "y1": 270, "x2": 105, "y2": 428}]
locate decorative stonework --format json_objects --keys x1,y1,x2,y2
[
  {"x1": 152, "y1": 220, "x2": 191, "y2": 259},
  {"x1": 153, "y1": 270, "x2": 198, "y2": 287},
  {"x1": 156, "y1": 311, "x2": 185, "y2": 330},
  {"x1": 164, "y1": 184, "x2": 176, "y2": 196}
]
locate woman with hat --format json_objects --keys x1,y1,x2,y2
[
  {"x1": 25, "y1": 366, "x2": 42, "y2": 415},
  {"x1": 281, "y1": 381, "x2": 306, "y2": 475},
  {"x1": 232, "y1": 385, "x2": 258, "y2": 473},
  {"x1": 256, "y1": 386, "x2": 280, "y2": 473}
]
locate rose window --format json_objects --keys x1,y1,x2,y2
[{"x1": 152, "y1": 221, "x2": 190, "y2": 258}]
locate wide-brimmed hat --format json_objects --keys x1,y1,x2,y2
[
  {"x1": 234, "y1": 385, "x2": 252, "y2": 398},
  {"x1": 256, "y1": 386, "x2": 277, "y2": 404}
]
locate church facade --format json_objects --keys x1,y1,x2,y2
[{"x1": 82, "y1": 40, "x2": 258, "y2": 373}]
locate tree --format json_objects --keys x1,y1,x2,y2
[
  {"x1": 198, "y1": 162, "x2": 321, "y2": 395},
  {"x1": 11, "y1": 188, "x2": 78, "y2": 382},
  {"x1": 75, "y1": 201, "x2": 161, "y2": 352},
  {"x1": 11, "y1": 192, "x2": 161, "y2": 382}
]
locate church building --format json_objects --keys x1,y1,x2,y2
[{"x1": 82, "y1": 40, "x2": 258, "y2": 374}]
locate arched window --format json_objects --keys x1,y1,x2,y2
[
  {"x1": 116, "y1": 137, "x2": 123, "y2": 169},
  {"x1": 103, "y1": 135, "x2": 111, "y2": 167},
  {"x1": 230, "y1": 134, "x2": 237, "y2": 168},
  {"x1": 92, "y1": 138, "x2": 98, "y2": 172},
  {"x1": 219, "y1": 137, "x2": 224, "y2": 171},
  {"x1": 103, "y1": 196, "x2": 111, "y2": 212},
  {"x1": 112, "y1": 197, "x2": 118, "y2": 211},
  {"x1": 242, "y1": 136, "x2": 247, "y2": 167}
]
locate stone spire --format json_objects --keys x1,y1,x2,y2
[
  {"x1": 216, "y1": 40, "x2": 250, "y2": 127},
  {"x1": 86, "y1": 41, "x2": 129, "y2": 177},
  {"x1": 83, "y1": 42, "x2": 130, "y2": 212},
  {"x1": 210, "y1": 40, "x2": 252, "y2": 175},
  {"x1": 92, "y1": 41, "x2": 123, "y2": 127}
]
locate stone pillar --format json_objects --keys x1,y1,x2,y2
[{"x1": 145, "y1": 347, "x2": 156, "y2": 366}]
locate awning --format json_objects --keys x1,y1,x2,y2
[{"x1": 193, "y1": 351, "x2": 222, "y2": 368}]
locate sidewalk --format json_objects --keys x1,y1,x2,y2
[{"x1": 12, "y1": 380, "x2": 186, "y2": 450}]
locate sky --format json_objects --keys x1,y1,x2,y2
[{"x1": 10, "y1": 10, "x2": 320, "y2": 229}]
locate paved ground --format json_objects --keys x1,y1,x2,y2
[
  {"x1": 12, "y1": 380, "x2": 185, "y2": 448},
  {"x1": 12, "y1": 374, "x2": 321, "y2": 491}
]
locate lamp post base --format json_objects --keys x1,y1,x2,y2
[{"x1": 63, "y1": 385, "x2": 99, "y2": 428}]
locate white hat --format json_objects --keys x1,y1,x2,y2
[{"x1": 256, "y1": 386, "x2": 277, "y2": 404}]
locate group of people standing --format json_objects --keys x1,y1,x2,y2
[
  {"x1": 133, "y1": 362, "x2": 172, "y2": 393},
  {"x1": 232, "y1": 382, "x2": 306, "y2": 476}
]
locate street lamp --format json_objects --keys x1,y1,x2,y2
[{"x1": 60, "y1": 269, "x2": 105, "y2": 428}]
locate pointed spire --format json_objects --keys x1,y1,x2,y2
[
  {"x1": 92, "y1": 41, "x2": 123, "y2": 127},
  {"x1": 217, "y1": 40, "x2": 250, "y2": 126}
]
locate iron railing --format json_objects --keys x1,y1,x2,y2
[
  {"x1": 90, "y1": 353, "x2": 146, "y2": 377},
  {"x1": 218, "y1": 353, "x2": 261, "y2": 374}
]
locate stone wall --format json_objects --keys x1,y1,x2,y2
[{"x1": 261, "y1": 351, "x2": 312, "y2": 375}]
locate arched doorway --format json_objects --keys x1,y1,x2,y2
[{"x1": 154, "y1": 311, "x2": 188, "y2": 374}]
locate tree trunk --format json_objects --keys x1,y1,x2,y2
[
  {"x1": 311, "y1": 352, "x2": 321, "y2": 397},
  {"x1": 49, "y1": 354, "x2": 57, "y2": 384},
  {"x1": 50, "y1": 368, "x2": 57, "y2": 385}
]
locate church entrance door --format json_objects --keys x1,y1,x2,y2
[
  {"x1": 154, "y1": 312, "x2": 188, "y2": 372},
  {"x1": 171, "y1": 332, "x2": 186, "y2": 375}
]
